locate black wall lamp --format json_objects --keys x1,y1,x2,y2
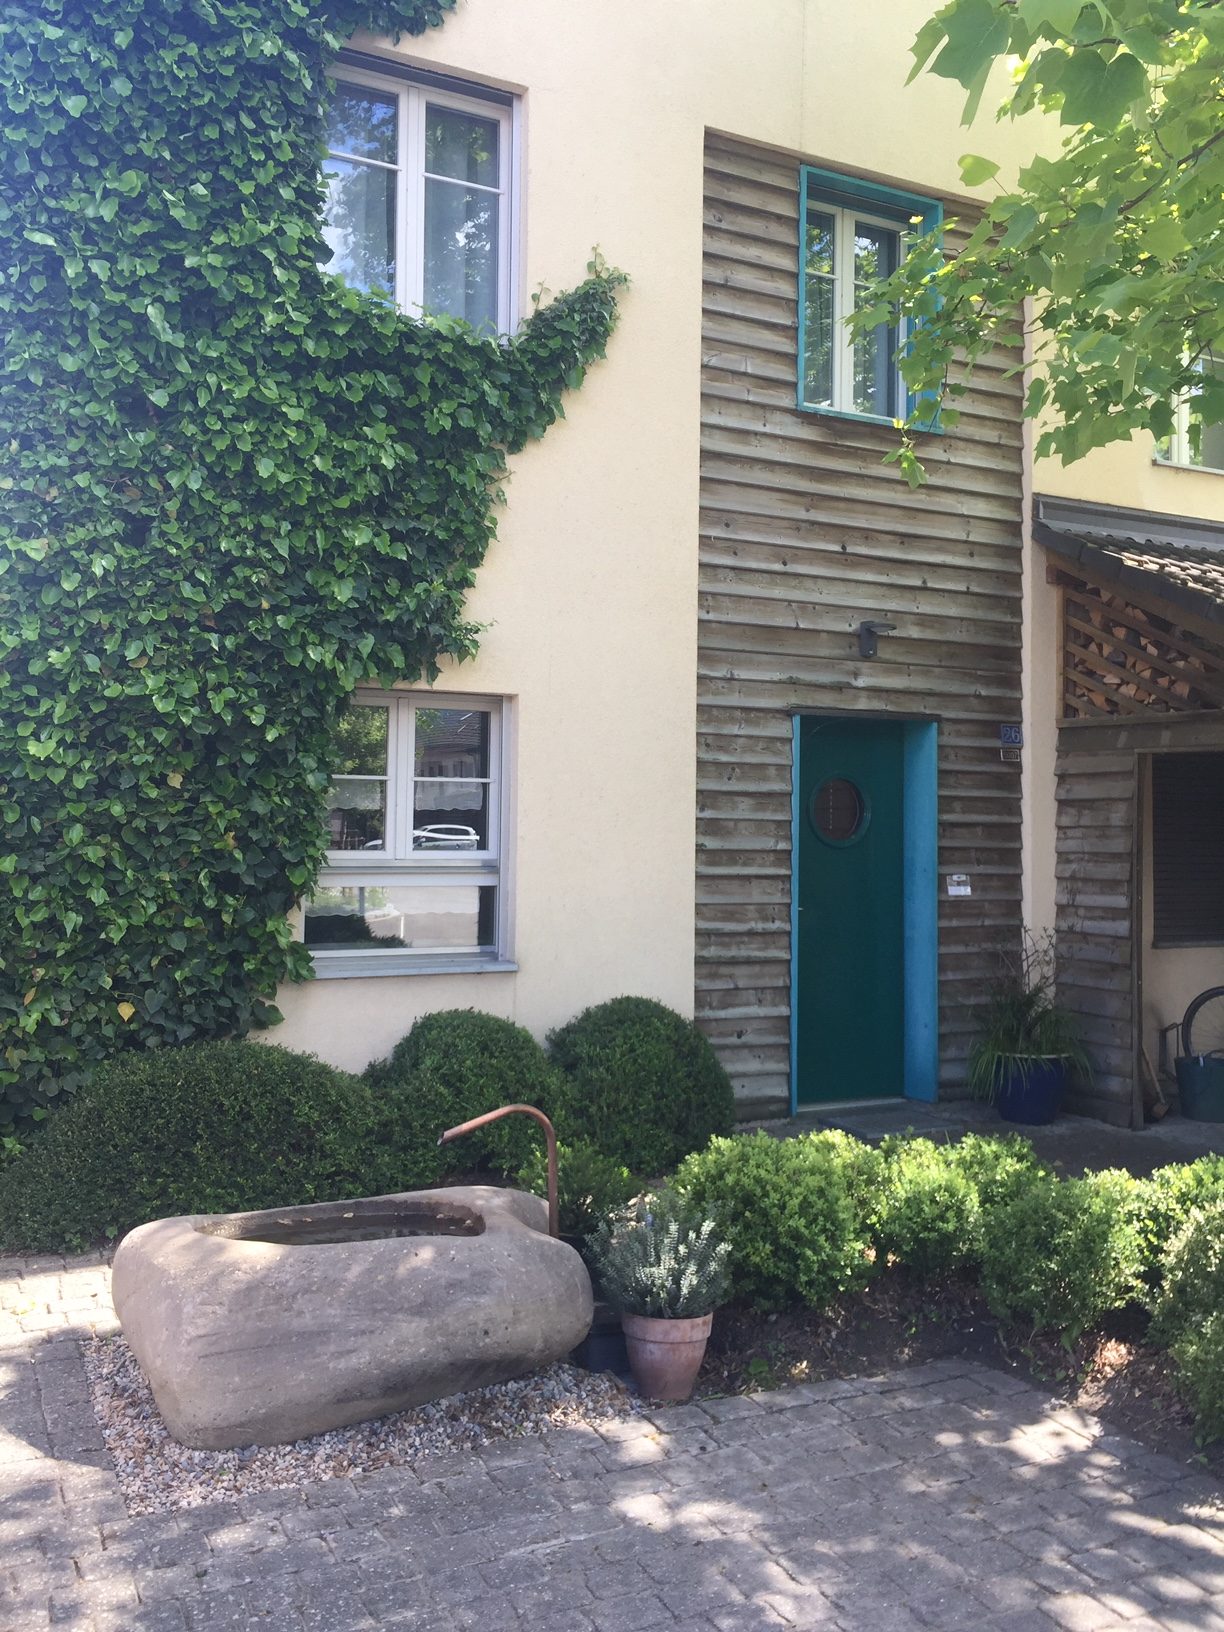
[{"x1": 857, "y1": 619, "x2": 897, "y2": 659}]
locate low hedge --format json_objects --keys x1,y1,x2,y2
[
  {"x1": 548, "y1": 996, "x2": 735, "y2": 1174},
  {"x1": 674, "y1": 1131, "x2": 871, "y2": 1311},
  {"x1": 0, "y1": 1042, "x2": 371, "y2": 1251},
  {"x1": 979, "y1": 1169, "x2": 1144, "y2": 1339},
  {"x1": 870, "y1": 1136, "x2": 982, "y2": 1277}
]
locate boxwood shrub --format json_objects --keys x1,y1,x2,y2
[
  {"x1": 1152, "y1": 1198, "x2": 1224, "y2": 1345},
  {"x1": 1133, "y1": 1157, "x2": 1224, "y2": 1290},
  {"x1": 517, "y1": 1138, "x2": 638, "y2": 1243},
  {"x1": 673, "y1": 1131, "x2": 871, "y2": 1311},
  {"x1": 0, "y1": 1042, "x2": 371, "y2": 1251},
  {"x1": 979, "y1": 1169, "x2": 1144, "y2": 1339},
  {"x1": 363, "y1": 1008, "x2": 563, "y2": 1189},
  {"x1": 943, "y1": 1131, "x2": 1050, "y2": 1211},
  {"x1": 548, "y1": 996, "x2": 735, "y2": 1174},
  {"x1": 872, "y1": 1137, "x2": 982, "y2": 1276}
]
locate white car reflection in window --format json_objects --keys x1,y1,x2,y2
[{"x1": 412, "y1": 825, "x2": 480, "y2": 850}]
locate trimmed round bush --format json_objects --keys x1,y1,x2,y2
[
  {"x1": 517, "y1": 1138, "x2": 637, "y2": 1242},
  {"x1": 0, "y1": 1042, "x2": 371, "y2": 1252},
  {"x1": 872, "y1": 1137, "x2": 982, "y2": 1276},
  {"x1": 979, "y1": 1169, "x2": 1143, "y2": 1339},
  {"x1": 1152, "y1": 1198, "x2": 1224, "y2": 1345},
  {"x1": 547, "y1": 996, "x2": 735, "y2": 1174},
  {"x1": 673, "y1": 1132, "x2": 871, "y2": 1311},
  {"x1": 944, "y1": 1132, "x2": 1049, "y2": 1211},
  {"x1": 1133, "y1": 1157, "x2": 1224, "y2": 1290},
  {"x1": 364, "y1": 1008, "x2": 563, "y2": 1188}
]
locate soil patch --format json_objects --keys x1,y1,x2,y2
[{"x1": 698, "y1": 1271, "x2": 1223, "y2": 1482}]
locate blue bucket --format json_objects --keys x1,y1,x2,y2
[{"x1": 1175, "y1": 1056, "x2": 1224, "y2": 1123}]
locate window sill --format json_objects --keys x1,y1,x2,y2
[
  {"x1": 310, "y1": 954, "x2": 519, "y2": 980},
  {"x1": 1152, "y1": 455, "x2": 1224, "y2": 477},
  {"x1": 796, "y1": 402, "x2": 943, "y2": 435}
]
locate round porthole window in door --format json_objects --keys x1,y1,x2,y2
[{"x1": 810, "y1": 777, "x2": 868, "y2": 845}]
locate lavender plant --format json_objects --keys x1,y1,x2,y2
[{"x1": 587, "y1": 1189, "x2": 730, "y2": 1319}]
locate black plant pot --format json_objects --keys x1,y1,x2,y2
[{"x1": 996, "y1": 1056, "x2": 1066, "y2": 1126}]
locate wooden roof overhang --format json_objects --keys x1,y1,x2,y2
[{"x1": 1034, "y1": 496, "x2": 1224, "y2": 721}]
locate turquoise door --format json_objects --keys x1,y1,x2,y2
[{"x1": 795, "y1": 717, "x2": 906, "y2": 1104}]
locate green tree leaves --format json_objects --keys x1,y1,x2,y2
[
  {"x1": 0, "y1": 0, "x2": 624, "y2": 1127},
  {"x1": 857, "y1": 0, "x2": 1224, "y2": 482}
]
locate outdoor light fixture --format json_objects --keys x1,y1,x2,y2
[{"x1": 857, "y1": 619, "x2": 897, "y2": 659}]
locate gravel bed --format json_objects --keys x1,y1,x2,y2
[{"x1": 82, "y1": 1334, "x2": 636, "y2": 1516}]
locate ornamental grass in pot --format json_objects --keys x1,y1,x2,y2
[
  {"x1": 586, "y1": 1189, "x2": 730, "y2": 1402},
  {"x1": 969, "y1": 931, "x2": 1092, "y2": 1126}
]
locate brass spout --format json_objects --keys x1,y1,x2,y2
[{"x1": 438, "y1": 1104, "x2": 559, "y2": 1239}]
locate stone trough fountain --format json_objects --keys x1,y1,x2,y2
[{"x1": 111, "y1": 1180, "x2": 593, "y2": 1450}]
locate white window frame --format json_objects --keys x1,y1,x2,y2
[
  {"x1": 802, "y1": 200, "x2": 908, "y2": 420},
  {"x1": 325, "y1": 61, "x2": 516, "y2": 332},
  {"x1": 308, "y1": 691, "x2": 515, "y2": 977},
  {"x1": 1156, "y1": 356, "x2": 1224, "y2": 474}
]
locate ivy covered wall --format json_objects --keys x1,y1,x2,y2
[{"x1": 0, "y1": 0, "x2": 624, "y2": 1126}]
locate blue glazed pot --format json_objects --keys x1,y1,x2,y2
[{"x1": 996, "y1": 1056, "x2": 1067, "y2": 1126}]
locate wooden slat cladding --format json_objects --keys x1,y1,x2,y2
[
  {"x1": 1061, "y1": 570, "x2": 1224, "y2": 719},
  {"x1": 1053, "y1": 737, "x2": 1139, "y2": 1127},
  {"x1": 698, "y1": 133, "x2": 1025, "y2": 1116}
]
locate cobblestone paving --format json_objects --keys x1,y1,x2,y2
[{"x1": 4, "y1": 1255, "x2": 1224, "y2": 1632}]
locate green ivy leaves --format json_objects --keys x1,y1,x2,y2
[{"x1": 0, "y1": 0, "x2": 624, "y2": 1128}]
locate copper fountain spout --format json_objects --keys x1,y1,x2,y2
[{"x1": 438, "y1": 1104, "x2": 559, "y2": 1239}]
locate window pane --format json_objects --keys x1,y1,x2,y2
[
  {"x1": 414, "y1": 708, "x2": 489, "y2": 777},
  {"x1": 425, "y1": 106, "x2": 499, "y2": 187},
  {"x1": 322, "y1": 157, "x2": 396, "y2": 296},
  {"x1": 852, "y1": 223, "x2": 901, "y2": 418},
  {"x1": 423, "y1": 180, "x2": 498, "y2": 328},
  {"x1": 328, "y1": 84, "x2": 398, "y2": 165},
  {"x1": 852, "y1": 319, "x2": 899, "y2": 417},
  {"x1": 803, "y1": 208, "x2": 835, "y2": 407},
  {"x1": 853, "y1": 220, "x2": 899, "y2": 286},
  {"x1": 805, "y1": 208, "x2": 835, "y2": 278},
  {"x1": 326, "y1": 704, "x2": 387, "y2": 851},
  {"x1": 334, "y1": 704, "x2": 388, "y2": 776},
  {"x1": 1189, "y1": 360, "x2": 1224, "y2": 469},
  {"x1": 413, "y1": 785, "x2": 488, "y2": 849},
  {"x1": 803, "y1": 275, "x2": 834, "y2": 407},
  {"x1": 305, "y1": 882, "x2": 496, "y2": 952},
  {"x1": 327, "y1": 779, "x2": 386, "y2": 851}
]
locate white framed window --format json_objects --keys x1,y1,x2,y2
[
  {"x1": 305, "y1": 692, "x2": 513, "y2": 976},
  {"x1": 321, "y1": 59, "x2": 514, "y2": 332},
  {"x1": 798, "y1": 169, "x2": 941, "y2": 424},
  {"x1": 1156, "y1": 356, "x2": 1224, "y2": 473}
]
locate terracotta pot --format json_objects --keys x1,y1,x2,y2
[{"x1": 621, "y1": 1311, "x2": 713, "y2": 1403}]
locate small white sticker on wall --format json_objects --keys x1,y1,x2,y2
[{"x1": 946, "y1": 874, "x2": 972, "y2": 897}]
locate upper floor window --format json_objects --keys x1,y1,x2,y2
[
  {"x1": 305, "y1": 692, "x2": 511, "y2": 974},
  {"x1": 322, "y1": 60, "x2": 514, "y2": 332},
  {"x1": 798, "y1": 168, "x2": 941, "y2": 423},
  {"x1": 1156, "y1": 357, "x2": 1224, "y2": 473}
]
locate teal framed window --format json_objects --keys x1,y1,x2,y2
[{"x1": 798, "y1": 168, "x2": 942, "y2": 425}]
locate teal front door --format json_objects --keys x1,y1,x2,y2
[{"x1": 795, "y1": 717, "x2": 906, "y2": 1104}]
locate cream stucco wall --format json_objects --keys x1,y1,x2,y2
[{"x1": 1038, "y1": 438, "x2": 1224, "y2": 528}]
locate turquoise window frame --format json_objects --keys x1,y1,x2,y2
[{"x1": 797, "y1": 166, "x2": 943, "y2": 431}]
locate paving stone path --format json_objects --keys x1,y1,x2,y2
[{"x1": 4, "y1": 1255, "x2": 1224, "y2": 1631}]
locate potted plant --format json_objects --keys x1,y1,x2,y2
[
  {"x1": 969, "y1": 931, "x2": 1091, "y2": 1126},
  {"x1": 586, "y1": 1189, "x2": 730, "y2": 1402}
]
